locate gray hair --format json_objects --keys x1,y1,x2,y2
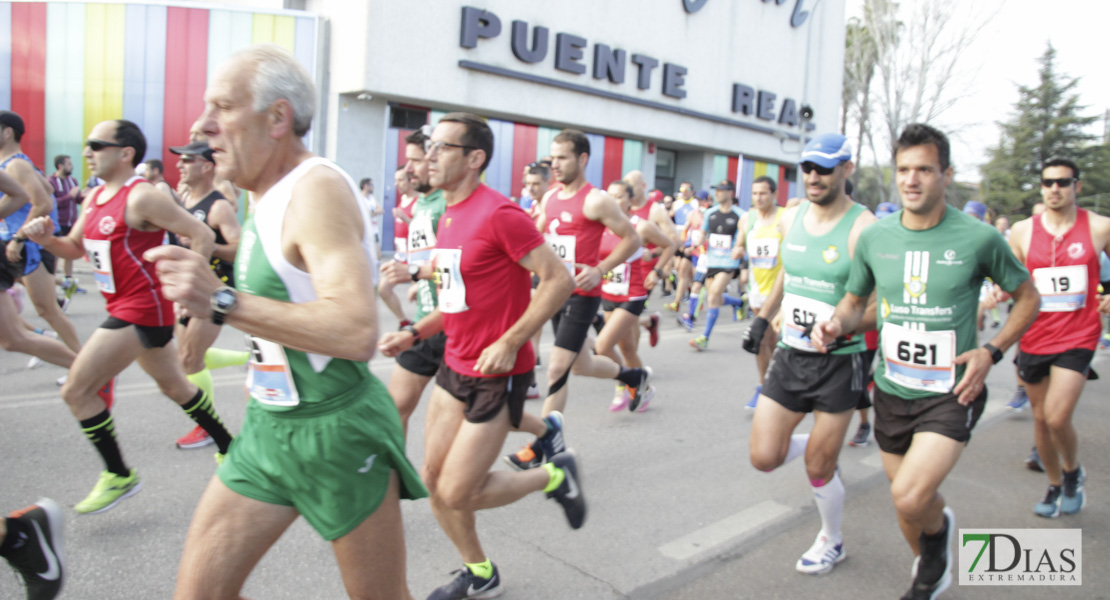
[{"x1": 235, "y1": 44, "x2": 316, "y2": 137}]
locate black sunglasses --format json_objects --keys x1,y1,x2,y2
[
  {"x1": 800, "y1": 162, "x2": 835, "y2": 176},
  {"x1": 1041, "y1": 177, "x2": 1077, "y2": 188},
  {"x1": 86, "y1": 139, "x2": 125, "y2": 152}
]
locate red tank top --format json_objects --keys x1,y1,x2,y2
[
  {"x1": 630, "y1": 198, "x2": 659, "y2": 271},
  {"x1": 83, "y1": 178, "x2": 173, "y2": 326},
  {"x1": 1021, "y1": 208, "x2": 1101, "y2": 353},
  {"x1": 600, "y1": 221, "x2": 647, "y2": 302},
  {"x1": 545, "y1": 182, "x2": 605, "y2": 297},
  {"x1": 394, "y1": 194, "x2": 416, "y2": 242}
]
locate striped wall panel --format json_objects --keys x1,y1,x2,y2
[
  {"x1": 122, "y1": 4, "x2": 166, "y2": 169},
  {"x1": 0, "y1": 4, "x2": 11, "y2": 111},
  {"x1": 712, "y1": 154, "x2": 729, "y2": 184},
  {"x1": 511, "y1": 122, "x2": 537, "y2": 196},
  {"x1": 11, "y1": 2, "x2": 47, "y2": 168},
  {"x1": 621, "y1": 139, "x2": 643, "y2": 178},
  {"x1": 208, "y1": 10, "x2": 254, "y2": 84},
  {"x1": 45, "y1": 2, "x2": 85, "y2": 183},
  {"x1": 738, "y1": 158, "x2": 755, "y2": 210},
  {"x1": 584, "y1": 132, "x2": 604, "y2": 189},
  {"x1": 777, "y1": 165, "x2": 790, "y2": 205},
  {"x1": 484, "y1": 117, "x2": 514, "y2": 198},
  {"x1": 535, "y1": 126, "x2": 558, "y2": 160},
  {"x1": 602, "y1": 137, "x2": 623, "y2": 188},
  {"x1": 83, "y1": 3, "x2": 125, "y2": 170},
  {"x1": 162, "y1": 7, "x2": 208, "y2": 188}
]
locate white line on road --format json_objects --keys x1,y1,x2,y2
[{"x1": 657, "y1": 499, "x2": 793, "y2": 561}]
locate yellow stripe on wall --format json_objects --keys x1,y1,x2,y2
[
  {"x1": 84, "y1": 4, "x2": 126, "y2": 138},
  {"x1": 252, "y1": 13, "x2": 296, "y2": 53},
  {"x1": 753, "y1": 161, "x2": 767, "y2": 179}
]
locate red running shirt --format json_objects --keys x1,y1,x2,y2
[
  {"x1": 600, "y1": 220, "x2": 648, "y2": 303},
  {"x1": 544, "y1": 183, "x2": 605, "y2": 297},
  {"x1": 435, "y1": 184, "x2": 544, "y2": 377},
  {"x1": 1020, "y1": 208, "x2": 1101, "y2": 353},
  {"x1": 630, "y1": 198, "x2": 659, "y2": 272},
  {"x1": 82, "y1": 177, "x2": 173, "y2": 326},
  {"x1": 394, "y1": 194, "x2": 416, "y2": 245}
]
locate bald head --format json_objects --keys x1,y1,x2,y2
[{"x1": 624, "y1": 170, "x2": 646, "y2": 202}]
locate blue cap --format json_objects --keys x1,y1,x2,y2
[
  {"x1": 875, "y1": 202, "x2": 897, "y2": 218},
  {"x1": 963, "y1": 200, "x2": 987, "y2": 221},
  {"x1": 800, "y1": 133, "x2": 853, "y2": 168},
  {"x1": 695, "y1": 189, "x2": 709, "y2": 200}
]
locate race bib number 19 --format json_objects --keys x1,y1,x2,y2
[
  {"x1": 1033, "y1": 265, "x2": 1087, "y2": 312},
  {"x1": 881, "y1": 322, "x2": 956, "y2": 394}
]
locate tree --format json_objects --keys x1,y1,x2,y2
[
  {"x1": 981, "y1": 44, "x2": 1102, "y2": 217},
  {"x1": 842, "y1": 16, "x2": 877, "y2": 193}
]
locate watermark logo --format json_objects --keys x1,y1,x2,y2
[{"x1": 960, "y1": 529, "x2": 1081, "y2": 586}]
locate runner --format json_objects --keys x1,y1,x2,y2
[
  {"x1": 1007, "y1": 157, "x2": 1110, "y2": 518},
  {"x1": 598, "y1": 180, "x2": 675, "y2": 411},
  {"x1": 22, "y1": 118, "x2": 233, "y2": 515},
  {"x1": 624, "y1": 172, "x2": 679, "y2": 346},
  {"x1": 736, "y1": 175, "x2": 784, "y2": 409},
  {"x1": 147, "y1": 46, "x2": 426, "y2": 599},
  {"x1": 689, "y1": 180, "x2": 746, "y2": 351},
  {"x1": 47, "y1": 154, "x2": 84, "y2": 302},
  {"x1": 379, "y1": 164, "x2": 418, "y2": 328},
  {"x1": 378, "y1": 127, "x2": 448, "y2": 434},
  {"x1": 379, "y1": 112, "x2": 582, "y2": 599},
  {"x1": 165, "y1": 139, "x2": 242, "y2": 451},
  {"x1": 743, "y1": 133, "x2": 875, "y2": 575},
  {"x1": 0, "y1": 498, "x2": 65, "y2": 600},
  {"x1": 505, "y1": 128, "x2": 647, "y2": 470},
  {"x1": 811, "y1": 123, "x2": 1039, "y2": 599}
]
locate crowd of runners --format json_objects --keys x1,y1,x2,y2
[{"x1": 1, "y1": 43, "x2": 1107, "y2": 600}]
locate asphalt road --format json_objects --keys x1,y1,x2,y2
[{"x1": 1, "y1": 272, "x2": 1107, "y2": 599}]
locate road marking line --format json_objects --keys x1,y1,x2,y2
[
  {"x1": 657, "y1": 499, "x2": 793, "y2": 561},
  {"x1": 859, "y1": 451, "x2": 884, "y2": 470}
]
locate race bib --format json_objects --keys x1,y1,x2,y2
[
  {"x1": 546, "y1": 234, "x2": 576, "y2": 277},
  {"x1": 393, "y1": 237, "x2": 407, "y2": 263},
  {"x1": 433, "y1": 248, "x2": 469, "y2": 313},
  {"x1": 708, "y1": 233, "x2": 732, "y2": 252},
  {"x1": 780, "y1": 293, "x2": 836, "y2": 351},
  {"x1": 881, "y1": 322, "x2": 956, "y2": 394},
  {"x1": 83, "y1": 239, "x2": 115, "y2": 294},
  {"x1": 1033, "y1": 265, "x2": 1087, "y2": 312},
  {"x1": 748, "y1": 238, "x2": 779, "y2": 270},
  {"x1": 603, "y1": 263, "x2": 631, "y2": 297},
  {"x1": 695, "y1": 253, "x2": 709, "y2": 274},
  {"x1": 407, "y1": 213, "x2": 437, "y2": 265},
  {"x1": 246, "y1": 336, "x2": 300, "y2": 407}
]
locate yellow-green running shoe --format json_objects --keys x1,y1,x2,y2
[
  {"x1": 690, "y1": 335, "x2": 708, "y2": 351},
  {"x1": 215, "y1": 452, "x2": 226, "y2": 465},
  {"x1": 75, "y1": 469, "x2": 141, "y2": 515}
]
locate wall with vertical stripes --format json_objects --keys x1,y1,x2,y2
[{"x1": 0, "y1": 2, "x2": 317, "y2": 187}]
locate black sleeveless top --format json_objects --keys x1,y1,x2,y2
[{"x1": 169, "y1": 190, "x2": 235, "y2": 285}]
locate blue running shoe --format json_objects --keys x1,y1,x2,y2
[
  {"x1": 1006, "y1": 386, "x2": 1028, "y2": 412},
  {"x1": 678, "y1": 314, "x2": 694, "y2": 332},
  {"x1": 1061, "y1": 466, "x2": 1086, "y2": 514},
  {"x1": 745, "y1": 385, "x2": 761, "y2": 411},
  {"x1": 1034, "y1": 486, "x2": 1062, "y2": 518},
  {"x1": 538, "y1": 411, "x2": 566, "y2": 460},
  {"x1": 1025, "y1": 446, "x2": 1044, "y2": 472}
]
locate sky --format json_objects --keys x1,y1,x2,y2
[{"x1": 843, "y1": 0, "x2": 1110, "y2": 180}]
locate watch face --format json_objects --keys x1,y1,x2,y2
[{"x1": 215, "y1": 289, "x2": 236, "y2": 309}]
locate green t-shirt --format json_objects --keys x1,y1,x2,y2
[
  {"x1": 409, "y1": 189, "x2": 447, "y2": 321},
  {"x1": 845, "y1": 205, "x2": 1029, "y2": 400}
]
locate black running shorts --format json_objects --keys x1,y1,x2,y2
[
  {"x1": 396, "y1": 332, "x2": 447, "y2": 378},
  {"x1": 551, "y1": 294, "x2": 602, "y2": 352},
  {"x1": 435, "y1": 365, "x2": 532, "y2": 428},
  {"x1": 100, "y1": 316, "x2": 174, "y2": 349},
  {"x1": 762, "y1": 347, "x2": 867, "y2": 414},
  {"x1": 1016, "y1": 348, "x2": 1094, "y2": 384},
  {"x1": 872, "y1": 387, "x2": 987, "y2": 455},
  {"x1": 601, "y1": 298, "x2": 647, "y2": 316}
]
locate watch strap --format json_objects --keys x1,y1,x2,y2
[{"x1": 983, "y1": 343, "x2": 1003, "y2": 364}]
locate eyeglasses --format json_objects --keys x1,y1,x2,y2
[
  {"x1": 1041, "y1": 177, "x2": 1077, "y2": 188},
  {"x1": 86, "y1": 140, "x2": 125, "y2": 152},
  {"x1": 800, "y1": 162, "x2": 835, "y2": 176},
  {"x1": 424, "y1": 140, "x2": 476, "y2": 156}
]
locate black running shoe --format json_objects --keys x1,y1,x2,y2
[
  {"x1": 628, "y1": 367, "x2": 652, "y2": 412},
  {"x1": 901, "y1": 507, "x2": 953, "y2": 600},
  {"x1": 548, "y1": 450, "x2": 586, "y2": 529},
  {"x1": 426, "y1": 563, "x2": 503, "y2": 599},
  {"x1": 1, "y1": 498, "x2": 65, "y2": 600}
]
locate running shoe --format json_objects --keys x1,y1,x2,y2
[
  {"x1": 97, "y1": 377, "x2": 116, "y2": 411},
  {"x1": 689, "y1": 335, "x2": 708, "y2": 351},
  {"x1": 176, "y1": 425, "x2": 215, "y2": 450},
  {"x1": 635, "y1": 385, "x2": 655, "y2": 413},
  {"x1": 1060, "y1": 466, "x2": 1086, "y2": 514},
  {"x1": 678, "y1": 314, "x2": 694, "y2": 332},
  {"x1": 2, "y1": 498, "x2": 65, "y2": 600},
  {"x1": 215, "y1": 453, "x2": 226, "y2": 466},
  {"x1": 628, "y1": 367, "x2": 652, "y2": 412},
  {"x1": 901, "y1": 507, "x2": 953, "y2": 600},
  {"x1": 55, "y1": 375, "x2": 67, "y2": 387},
  {"x1": 426, "y1": 563, "x2": 502, "y2": 600},
  {"x1": 503, "y1": 441, "x2": 542, "y2": 471},
  {"x1": 26, "y1": 331, "x2": 58, "y2": 370},
  {"x1": 664, "y1": 301, "x2": 679, "y2": 312},
  {"x1": 548, "y1": 449, "x2": 586, "y2": 529},
  {"x1": 646, "y1": 313, "x2": 660, "y2": 347},
  {"x1": 74, "y1": 469, "x2": 142, "y2": 515},
  {"x1": 1006, "y1": 386, "x2": 1028, "y2": 412},
  {"x1": 848, "y1": 422, "x2": 871, "y2": 447},
  {"x1": 525, "y1": 381, "x2": 541, "y2": 400},
  {"x1": 745, "y1": 385, "x2": 761, "y2": 411},
  {"x1": 609, "y1": 385, "x2": 630, "y2": 412},
  {"x1": 795, "y1": 533, "x2": 846, "y2": 575},
  {"x1": 1025, "y1": 446, "x2": 1044, "y2": 472},
  {"x1": 1034, "y1": 485, "x2": 1062, "y2": 518},
  {"x1": 537, "y1": 411, "x2": 566, "y2": 459},
  {"x1": 1100, "y1": 335, "x2": 1110, "y2": 351}
]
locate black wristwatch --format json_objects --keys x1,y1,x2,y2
[
  {"x1": 210, "y1": 286, "x2": 238, "y2": 325},
  {"x1": 401, "y1": 324, "x2": 420, "y2": 341},
  {"x1": 11, "y1": 235, "x2": 25, "y2": 243},
  {"x1": 653, "y1": 267, "x2": 665, "y2": 278},
  {"x1": 408, "y1": 264, "x2": 421, "y2": 282},
  {"x1": 983, "y1": 343, "x2": 1004, "y2": 365}
]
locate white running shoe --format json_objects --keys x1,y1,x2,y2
[
  {"x1": 795, "y1": 533, "x2": 846, "y2": 575},
  {"x1": 56, "y1": 374, "x2": 67, "y2": 386},
  {"x1": 26, "y1": 331, "x2": 58, "y2": 370}
]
